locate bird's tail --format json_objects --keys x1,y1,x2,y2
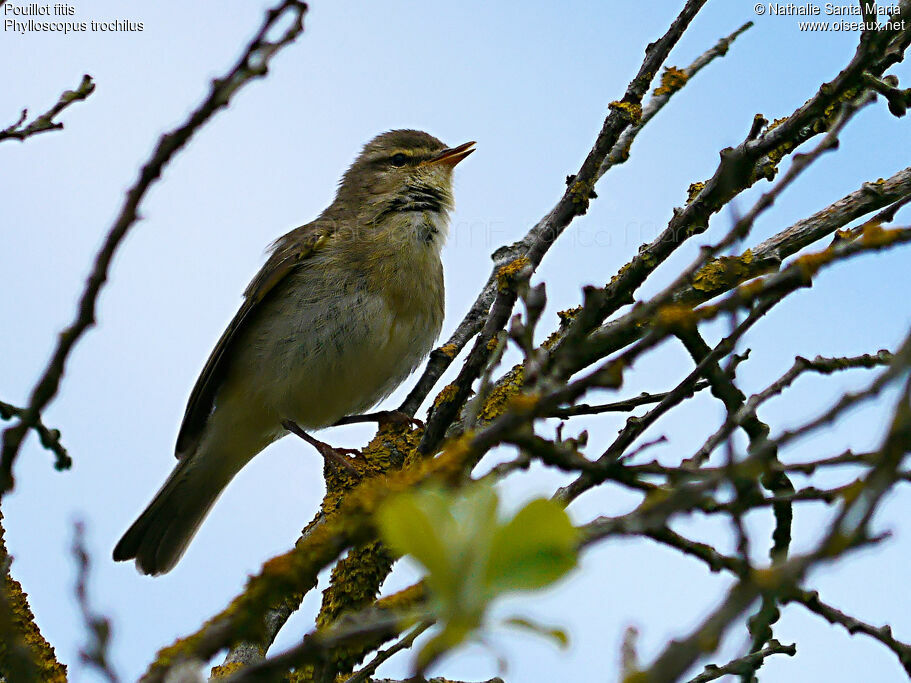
[{"x1": 113, "y1": 453, "x2": 236, "y2": 575}]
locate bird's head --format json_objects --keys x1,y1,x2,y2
[{"x1": 328, "y1": 129, "x2": 475, "y2": 242}]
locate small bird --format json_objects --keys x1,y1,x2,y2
[{"x1": 114, "y1": 130, "x2": 475, "y2": 575}]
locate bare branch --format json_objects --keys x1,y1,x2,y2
[
  {"x1": 0, "y1": 75, "x2": 95, "y2": 144},
  {"x1": 341, "y1": 622, "x2": 432, "y2": 683},
  {"x1": 685, "y1": 639, "x2": 796, "y2": 683},
  {"x1": 0, "y1": 399, "x2": 70, "y2": 471},
  {"x1": 0, "y1": 0, "x2": 309, "y2": 493},
  {"x1": 72, "y1": 522, "x2": 118, "y2": 683}
]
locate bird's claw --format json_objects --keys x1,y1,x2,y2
[
  {"x1": 333, "y1": 409, "x2": 424, "y2": 430},
  {"x1": 282, "y1": 419, "x2": 362, "y2": 475}
]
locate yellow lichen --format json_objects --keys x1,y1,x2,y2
[
  {"x1": 314, "y1": 541, "x2": 395, "y2": 674},
  {"x1": 210, "y1": 661, "x2": 245, "y2": 678},
  {"x1": 438, "y1": 343, "x2": 458, "y2": 358},
  {"x1": 653, "y1": 65, "x2": 688, "y2": 96},
  {"x1": 557, "y1": 305, "x2": 583, "y2": 324},
  {"x1": 478, "y1": 365, "x2": 525, "y2": 423},
  {"x1": 736, "y1": 278, "x2": 766, "y2": 300},
  {"x1": 793, "y1": 249, "x2": 833, "y2": 279},
  {"x1": 691, "y1": 250, "x2": 755, "y2": 295},
  {"x1": 609, "y1": 100, "x2": 643, "y2": 125},
  {"x1": 615, "y1": 141, "x2": 632, "y2": 162},
  {"x1": 687, "y1": 181, "x2": 706, "y2": 203},
  {"x1": 542, "y1": 329, "x2": 563, "y2": 351},
  {"x1": 321, "y1": 424, "x2": 422, "y2": 514},
  {"x1": 540, "y1": 305, "x2": 585, "y2": 349},
  {"x1": 376, "y1": 582, "x2": 426, "y2": 610},
  {"x1": 833, "y1": 228, "x2": 855, "y2": 242},
  {"x1": 507, "y1": 392, "x2": 540, "y2": 415},
  {"x1": 433, "y1": 383, "x2": 459, "y2": 407},
  {"x1": 0, "y1": 511, "x2": 67, "y2": 682},
  {"x1": 654, "y1": 303, "x2": 697, "y2": 330},
  {"x1": 860, "y1": 224, "x2": 904, "y2": 247},
  {"x1": 570, "y1": 178, "x2": 594, "y2": 206},
  {"x1": 608, "y1": 260, "x2": 633, "y2": 288},
  {"x1": 144, "y1": 420, "x2": 487, "y2": 682},
  {"x1": 496, "y1": 256, "x2": 531, "y2": 292},
  {"x1": 762, "y1": 117, "x2": 795, "y2": 168}
]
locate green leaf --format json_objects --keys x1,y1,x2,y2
[
  {"x1": 447, "y1": 482, "x2": 499, "y2": 612},
  {"x1": 376, "y1": 488, "x2": 456, "y2": 599},
  {"x1": 415, "y1": 618, "x2": 475, "y2": 676},
  {"x1": 503, "y1": 616, "x2": 570, "y2": 648},
  {"x1": 485, "y1": 498, "x2": 579, "y2": 594}
]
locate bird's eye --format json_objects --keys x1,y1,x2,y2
[{"x1": 391, "y1": 153, "x2": 409, "y2": 167}]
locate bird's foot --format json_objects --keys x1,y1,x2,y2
[
  {"x1": 282, "y1": 419, "x2": 361, "y2": 475},
  {"x1": 333, "y1": 410, "x2": 424, "y2": 430}
]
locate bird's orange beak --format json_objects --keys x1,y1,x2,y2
[{"x1": 422, "y1": 141, "x2": 476, "y2": 167}]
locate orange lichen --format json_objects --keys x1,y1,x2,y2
[
  {"x1": 609, "y1": 100, "x2": 643, "y2": 125},
  {"x1": 570, "y1": 178, "x2": 594, "y2": 206},
  {"x1": 860, "y1": 224, "x2": 904, "y2": 247},
  {"x1": 433, "y1": 383, "x2": 459, "y2": 407},
  {"x1": 691, "y1": 250, "x2": 755, "y2": 295},
  {"x1": 496, "y1": 256, "x2": 531, "y2": 292},
  {"x1": 478, "y1": 365, "x2": 525, "y2": 423},
  {"x1": 438, "y1": 343, "x2": 459, "y2": 358},
  {"x1": 506, "y1": 392, "x2": 541, "y2": 415},
  {"x1": 793, "y1": 249, "x2": 834, "y2": 279},
  {"x1": 0, "y1": 511, "x2": 67, "y2": 682},
  {"x1": 654, "y1": 303, "x2": 697, "y2": 330},
  {"x1": 210, "y1": 662, "x2": 245, "y2": 678},
  {"x1": 558, "y1": 305, "x2": 582, "y2": 323},
  {"x1": 376, "y1": 582, "x2": 426, "y2": 610},
  {"x1": 687, "y1": 181, "x2": 707, "y2": 203},
  {"x1": 653, "y1": 66, "x2": 688, "y2": 96}
]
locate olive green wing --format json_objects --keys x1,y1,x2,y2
[{"x1": 174, "y1": 225, "x2": 331, "y2": 457}]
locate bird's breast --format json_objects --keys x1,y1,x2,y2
[{"x1": 245, "y1": 234, "x2": 444, "y2": 428}]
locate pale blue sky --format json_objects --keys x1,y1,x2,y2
[{"x1": 2, "y1": 2, "x2": 910, "y2": 681}]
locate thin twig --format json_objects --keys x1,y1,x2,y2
[
  {"x1": 0, "y1": 399, "x2": 70, "y2": 471},
  {"x1": 686, "y1": 640, "x2": 796, "y2": 683},
  {"x1": 72, "y1": 521, "x2": 119, "y2": 683},
  {"x1": 341, "y1": 621, "x2": 432, "y2": 683},
  {"x1": 0, "y1": 74, "x2": 95, "y2": 143},
  {"x1": 0, "y1": 0, "x2": 309, "y2": 493}
]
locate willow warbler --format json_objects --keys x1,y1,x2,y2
[{"x1": 114, "y1": 130, "x2": 475, "y2": 575}]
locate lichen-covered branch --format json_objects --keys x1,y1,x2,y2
[
  {"x1": 597, "y1": 20, "x2": 753, "y2": 179},
  {"x1": 6, "y1": 6, "x2": 901, "y2": 682},
  {"x1": 401, "y1": 0, "x2": 712, "y2": 424},
  {"x1": 545, "y1": 15, "x2": 910, "y2": 379},
  {"x1": 0, "y1": 510, "x2": 66, "y2": 682}
]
